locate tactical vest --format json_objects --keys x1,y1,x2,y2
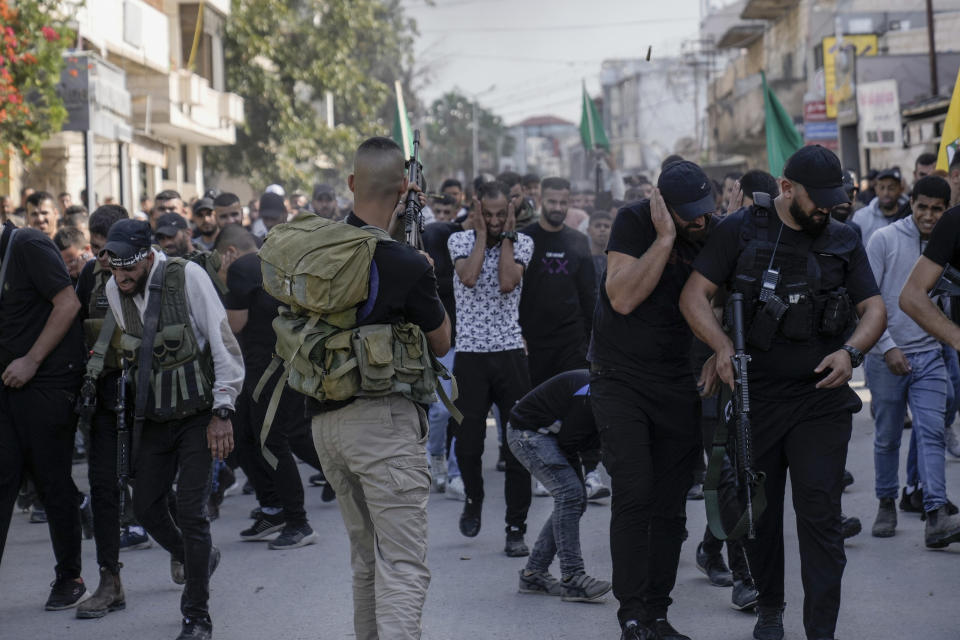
[
  {"x1": 730, "y1": 196, "x2": 858, "y2": 350},
  {"x1": 118, "y1": 258, "x2": 215, "y2": 422},
  {"x1": 82, "y1": 264, "x2": 124, "y2": 371}
]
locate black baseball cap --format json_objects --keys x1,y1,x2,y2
[
  {"x1": 876, "y1": 167, "x2": 902, "y2": 182},
  {"x1": 312, "y1": 184, "x2": 335, "y2": 200},
  {"x1": 259, "y1": 192, "x2": 287, "y2": 220},
  {"x1": 102, "y1": 219, "x2": 152, "y2": 266},
  {"x1": 192, "y1": 197, "x2": 214, "y2": 214},
  {"x1": 656, "y1": 160, "x2": 716, "y2": 221},
  {"x1": 154, "y1": 212, "x2": 189, "y2": 238},
  {"x1": 783, "y1": 145, "x2": 849, "y2": 209}
]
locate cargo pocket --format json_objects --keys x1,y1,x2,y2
[
  {"x1": 385, "y1": 455, "x2": 430, "y2": 496},
  {"x1": 354, "y1": 325, "x2": 395, "y2": 393},
  {"x1": 320, "y1": 330, "x2": 360, "y2": 401}
]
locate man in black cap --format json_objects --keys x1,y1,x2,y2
[
  {"x1": 258, "y1": 192, "x2": 288, "y2": 231},
  {"x1": 191, "y1": 198, "x2": 218, "y2": 252},
  {"x1": 311, "y1": 184, "x2": 338, "y2": 220},
  {"x1": 589, "y1": 160, "x2": 717, "y2": 640},
  {"x1": 155, "y1": 212, "x2": 194, "y2": 258},
  {"x1": 680, "y1": 145, "x2": 885, "y2": 640},
  {"x1": 102, "y1": 219, "x2": 244, "y2": 640}
]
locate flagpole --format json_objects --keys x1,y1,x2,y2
[{"x1": 394, "y1": 80, "x2": 412, "y2": 157}]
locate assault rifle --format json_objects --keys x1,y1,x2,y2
[
  {"x1": 76, "y1": 374, "x2": 98, "y2": 434},
  {"x1": 729, "y1": 292, "x2": 761, "y2": 539},
  {"x1": 115, "y1": 365, "x2": 131, "y2": 515},
  {"x1": 403, "y1": 129, "x2": 425, "y2": 249},
  {"x1": 929, "y1": 263, "x2": 960, "y2": 298}
]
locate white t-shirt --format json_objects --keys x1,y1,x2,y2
[{"x1": 447, "y1": 230, "x2": 534, "y2": 353}]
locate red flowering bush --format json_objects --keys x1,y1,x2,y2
[{"x1": 0, "y1": 0, "x2": 74, "y2": 171}]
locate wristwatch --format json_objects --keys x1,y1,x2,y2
[
  {"x1": 500, "y1": 231, "x2": 518, "y2": 242},
  {"x1": 841, "y1": 344, "x2": 864, "y2": 368},
  {"x1": 213, "y1": 407, "x2": 235, "y2": 421}
]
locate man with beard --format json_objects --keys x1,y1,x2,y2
[
  {"x1": 102, "y1": 219, "x2": 244, "y2": 640},
  {"x1": 154, "y1": 213, "x2": 194, "y2": 258},
  {"x1": 680, "y1": 146, "x2": 885, "y2": 640},
  {"x1": 589, "y1": 160, "x2": 715, "y2": 640},
  {"x1": 519, "y1": 178, "x2": 607, "y2": 500},
  {"x1": 851, "y1": 168, "x2": 908, "y2": 245},
  {"x1": 310, "y1": 184, "x2": 339, "y2": 219},
  {"x1": 191, "y1": 198, "x2": 219, "y2": 252},
  {"x1": 26, "y1": 191, "x2": 58, "y2": 239}
]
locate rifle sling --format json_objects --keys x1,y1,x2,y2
[
  {"x1": 85, "y1": 313, "x2": 118, "y2": 380},
  {"x1": 703, "y1": 392, "x2": 767, "y2": 542},
  {"x1": 132, "y1": 260, "x2": 167, "y2": 464}
]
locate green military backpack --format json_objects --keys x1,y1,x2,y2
[{"x1": 254, "y1": 216, "x2": 460, "y2": 467}]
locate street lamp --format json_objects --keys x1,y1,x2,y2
[{"x1": 471, "y1": 84, "x2": 496, "y2": 180}]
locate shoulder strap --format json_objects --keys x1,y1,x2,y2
[
  {"x1": 0, "y1": 227, "x2": 19, "y2": 306},
  {"x1": 361, "y1": 224, "x2": 395, "y2": 244},
  {"x1": 133, "y1": 260, "x2": 168, "y2": 453},
  {"x1": 85, "y1": 313, "x2": 118, "y2": 380}
]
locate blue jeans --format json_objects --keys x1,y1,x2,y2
[
  {"x1": 507, "y1": 426, "x2": 586, "y2": 578},
  {"x1": 427, "y1": 348, "x2": 460, "y2": 478},
  {"x1": 866, "y1": 349, "x2": 948, "y2": 512}
]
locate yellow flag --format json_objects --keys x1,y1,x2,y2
[{"x1": 938, "y1": 66, "x2": 960, "y2": 171}]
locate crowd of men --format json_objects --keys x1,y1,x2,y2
[{"x1": 1, "y1": 139, "x2": 960, "y2": 640}]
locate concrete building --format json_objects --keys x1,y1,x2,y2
[
  {"x1": 503, "y1": 115, "x2": 579, "y2": 179},
  {"x1": 14, "y1": 0, "x2": 243, "y2": 213}
]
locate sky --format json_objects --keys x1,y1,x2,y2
[{"x1": 403, "y1": 0, "x2": 706, "y2": 126}]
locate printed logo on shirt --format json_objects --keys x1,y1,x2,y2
[{"x1": 542, "y1": 251, "x2": 569, "y2": 275}]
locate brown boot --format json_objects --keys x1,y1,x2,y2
[{"x1": 76, "y1": 566, "x2": 125, "y2": 619}]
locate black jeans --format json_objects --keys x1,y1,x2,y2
[
  {"x1": 452, "y1": 349, "x2": 532, "y2": 531},
  {"x1": 0, "y1": 384, "x2": 83, "y2": 579},
  {"x1": 590, "y1": 367, "x2": 700, "y2": 627},
  {"x1": 133, "y1": 412, "x2": 213, "y2": 620},
  {"x1": 746, "y1": 394, "x2": 853, "y2": 640},
  {"x1": 235, "y1": 367, "x2": 321, "y2": 527}
]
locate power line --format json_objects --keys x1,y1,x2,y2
[
  {"x1": 419, "y1": 17, "x2": 698, "y2": 33},
  {"x1": 445, "y1": 53, "x2": 600, "y2": 66}
]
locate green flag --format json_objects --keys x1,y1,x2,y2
[
  {"x1": 580, "y1": 82, "x2": 609, "y2": 151},
  {"x1": 762, "y1": 71, "x2": 803, "y2": 177},
  {"x1": 391, "y1": 80, "x2": 414, "y2": 157}
]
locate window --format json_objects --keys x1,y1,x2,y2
[{"x1": 179, "y1": 4, "x2": 225, "y2": 90}]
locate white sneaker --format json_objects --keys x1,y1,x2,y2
[
  {"x1": 946, "y1": 425, "x2": 960, "y2": 459},
  {"x1": 533, "y1": 480, "x2": 550, "y2": 497},
  {"x1": 445, "y1": 476, "x2": 466, "y2": 501},
  {"x1": 585, "y1": 470, "x2": 611, "y2": 501}
]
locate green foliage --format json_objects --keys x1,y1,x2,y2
[
  {"x1": 422, "y1": 90, "x2": 513, "y2": 181},
  {"x1": 205, "y1": 0, "x2": 419, "y2": 191},
  {"x1": 0, "y1": 0, "x2": 75, "y2": 168}
]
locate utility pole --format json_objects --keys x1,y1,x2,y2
[{"x1": 926, "y1": 0, "x2": 939, "y2": 96}]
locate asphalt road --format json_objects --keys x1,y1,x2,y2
[{"x1": 2, "y1": 384, "x2": 958, "y2": 640}]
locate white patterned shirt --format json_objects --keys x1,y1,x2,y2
[{"x1": 448, "y1": 230, "x2": 534, "y2": 353}]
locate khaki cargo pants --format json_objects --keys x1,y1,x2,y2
[{"x1": 311, "y1": 394, "x2": 431, "y2": 640}]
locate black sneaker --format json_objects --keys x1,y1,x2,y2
[
  {"x1": 45, "y1": 576, "x2": 90, "y2": 611},
  {"x1": 240, "y1": 511, "x2": 285, "y2": 540},
  {"x1": 559, "y1": 572, "x2": 611, "y2": 602},
  {"x1": 649, "y1": 618, "x2": 691, "y2": 640},
  {"x1": 268, "y1": 523, "x2": 318, "y2": 550},
  {"x1": 899, "y1": 487, "x2": 923, "y2": 514},
  {"x1": 620, "y1": 620, "x2": 649, "y2": 640},
  {"x1": 518, "y1": 569, "x2": 561, "y2": 596},
  {"x1": 119, "y1": 525, "x2": 152, "y2": 551},
  {"x1": 840, "y1": 514, "x2": 861, "y2": 539},
  {"x1": 504, "y1": 526, "x2": 529, "y2": 557},
  {"x1": 731, "y1": 579, "x2": 759, "y2": 611},
  {"x1": 176, "y1": 616, "x2": 213, "y2": 640},
  {"x1": 321, "y1": 483, "x2": 337, "y2": 503},
  {"x1": 249, "y1": 506, "x2": 264, "y2": 520},
  {"x1": 79, "y1": 494, "x2": 94, "y2": 540},
  {"x1": 459, "y1": 498, "x2": 482, "y2": 538},
  {"x1": 695, "y1": 542, "x2": 733, "y2": 587},
  {"x1": 753, "y1": 605, "x2": 785, "y2": 640}
]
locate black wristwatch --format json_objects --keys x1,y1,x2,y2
[
  {"x1": 841, "y1": 344, "x2": 864, "y2": 368},
  {"x1": 500, "y1": 230, "x2": 518, "y2": 242},
  {"x1": 213, "y1": 407, "x2": 235, "y2": 421}
]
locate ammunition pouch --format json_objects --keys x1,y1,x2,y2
[{"x1": 818, "y1": 288, "x2": 852, "y2": 337}]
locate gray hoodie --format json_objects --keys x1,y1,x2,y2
[
  {"x1": 852, "y1": 197, "x2": 897, "y2": 247},
  {"x1": 865, "y1": 216, "x2": 937, "y2": 356}
]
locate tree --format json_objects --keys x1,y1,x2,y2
[
  {"x1": 0, "y1": 0, "x2": 74, "y2": 176},
  {"x1": 205, "y1": 0, "x2": 419, "y2": 191},
  {"x1": 421, "y1": 90, "x2": 513, "y2": 182}
]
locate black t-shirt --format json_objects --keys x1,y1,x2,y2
[
  {"x1": 76, "y1": 259, "x2": 97, "y2": 317},
  {"x1": 509, "y1": 369, "x2": 599, "y2": 455},
  {"x1": 224, "y1": 252, "x2": 281, "y2": 377},
  {"x1": 923, "y1": 205, "x2": 960, "y2": 269},
  {"x1": 0, "y1": 222, "x2": 85, "y2": 389},
  {"x1": 692, "y1": 208, "x2": 879, "y2": 398},
  {"x1": 422, "y1": 220, "x2": 463, "y2": 343},
  {"x1": 519, "y1": 223, "x2": 596, "y2": 349},
  {"x1": 592, "y1": 254, "x2": 607, "y2": 292},
  {"x1": 307, "y1": 214, "x2": 447, "y2": 414},
  {"x1": 587, "y1": 200, "x2": 703, "y2": 381}
]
